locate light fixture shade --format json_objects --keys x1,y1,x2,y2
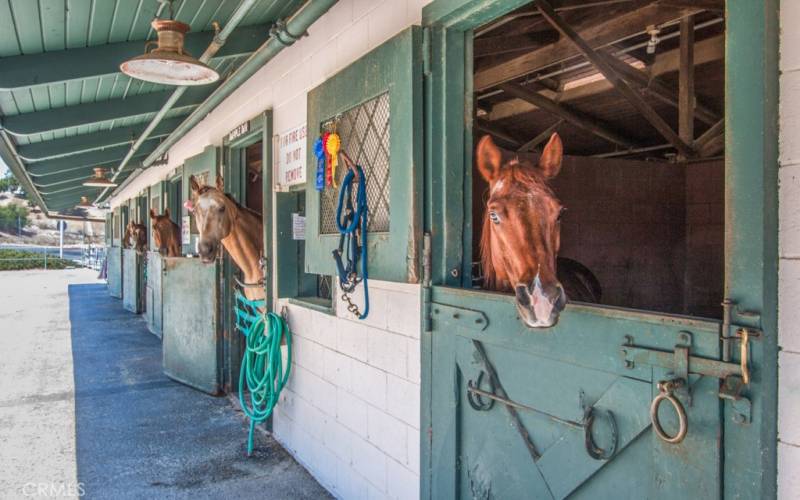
[
  {"x1": 120, "y1": 19, "x2": 219, "y2": 86},
  {"x1": 77, "y1": 196, "x2": 93, "y2": 208},
  {"x1": 83, "y1": 168, "x2": 118, "y2": 188}
]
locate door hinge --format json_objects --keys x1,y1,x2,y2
[{"x1": 431, "y1": 302, "x2": 488, "y2": 331}]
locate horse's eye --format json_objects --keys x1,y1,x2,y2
[
  {"x1": 218, "y1": 205, "x2": 225, "y2": 212},
  {"x1": 557, "y1": 207, "x2": 567, "y2": 222},
  {"x1": 489, "y1": 211, "x2": 500, "y2": 224}
]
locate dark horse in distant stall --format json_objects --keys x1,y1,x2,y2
[
  {"x1": 477, "y1": 133, "x2": 601, "y2": 328},
  {"x1": 149, "y1": 208, "x2": 182, "y2": 257},
  {"x1": 124, "y1": 221, "x2": 148, "y2": 256}
]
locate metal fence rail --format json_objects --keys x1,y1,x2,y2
[{"x1": 0, "y1": 245, "x2": 107, "y2": 270}]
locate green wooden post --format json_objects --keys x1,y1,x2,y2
[{"x1": 723, "y1": 1, "x2": 779, "y2": 497}]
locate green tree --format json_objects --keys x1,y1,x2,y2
[
  {"x1": 0, "y1": 173, "x2": 20, "y2": 192},
  {"x1": 0, "y1": 204, "x2": 28, "y2": 232}
]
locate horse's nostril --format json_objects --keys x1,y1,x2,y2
[{"x1": 515, "y1": 285, "x2": 531, "y2": 307}]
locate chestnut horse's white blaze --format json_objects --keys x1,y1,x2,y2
[{"x1": 478, "y1": 133, "x2": 600, "y2": 328}]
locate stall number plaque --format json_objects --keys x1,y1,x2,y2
[{"x1": 228, "y1": 121, "x2": 250, "y2": 142}]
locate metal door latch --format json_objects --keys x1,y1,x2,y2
[{"x1": 620, "y1": 323, "x2": 759, "y2": 438}]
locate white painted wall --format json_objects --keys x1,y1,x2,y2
[
  {"x1": 109, "y1": 1, "x2": 431, "y2": 499},
  {"x1": 780, "y1": 2, "x2": 800, "y2": 498}
]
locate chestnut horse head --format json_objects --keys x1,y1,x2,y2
[
  {"x1": 478, "y1": 133, "x2": 567, "y2": 328},
  {"x1": 125, "y1": 221, "x2": 148, "y2": 256},
  {"x1": 149, "y1": 208, "x2": 182, "y2": 257},
  {"x1": 189, "y1": 174, "x2": 264, "y2": 299}
]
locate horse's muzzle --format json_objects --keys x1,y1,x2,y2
[
  {"x1": 197, "y1": 240, "x2": 217, "y2": 264},
  {"x1": 515, "y1": 280, "x2": 566, "y2": 328}
]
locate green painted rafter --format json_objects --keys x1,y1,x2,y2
[
  {"x1": 26, "y1": 143, "x2": 158, "y2": 178},
  {"x1": 16, "y1": 118, "x2": 184, "y2": 161},
  {"x1": 2, "y1": 86, "x2": 215, "y2": 137},
  {"x1": 0, "y1": 24, "x2": 271, "y2": 91}
]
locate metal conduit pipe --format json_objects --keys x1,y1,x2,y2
[
  {"x1": 96, "y1": 0, "x2": 261, "y2": 202},
  {"x1": 98, "y1": 0, "x2": 338, "y2": 204}
]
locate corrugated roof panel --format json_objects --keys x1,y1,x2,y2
[
  {"x1": 88, "y1": 1, "x2": 118, "y2": 47},
  {"x1": 0, "y1": 1, "x2": 19, "y2": 57},
  {"x1": 108, "y1": 0, "x2": 140, "y2": 43},
  {"x1": 0, "y1": 0, "x2": 308, "y2": 214},
  {"x1": 65, "y1": 0, "x2": 92, "y2": 49},
  {"x1": 10, "y1": 88, "x2": 34, "y2": 114},
  {"x1": 9, "y1": 0, "x2": 44, "y2": 54},
  {"x1": 40, "y1": 1, "x2": 67, "y2": 52}
]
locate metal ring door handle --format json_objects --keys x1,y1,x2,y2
[{"x1": 650, "y1": 380, "x2": 688, "y2": 444}]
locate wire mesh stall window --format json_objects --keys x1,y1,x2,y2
[{"x1": 319, "y1": 92, "x2": 391, "y2": 234}]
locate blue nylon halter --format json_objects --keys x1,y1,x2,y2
[{"x1": 333, "y1": 163, "x2": 369, "y2": 319}]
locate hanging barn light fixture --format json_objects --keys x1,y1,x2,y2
[
  {"x1": 83, "y1": 168, "x2": 118, "y2": 188},
  {"x1": 119, "y1": 3, "x2": 219, "y2": 86},
  {"x1": 77, "y1": 196, "x2": 94, "y2": 208}
]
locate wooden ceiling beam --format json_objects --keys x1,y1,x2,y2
[
  {"x1": 535, "y1": 0, "x2": 693, "y2": 157},
  {"x1": 474, "y1": 119, "x2": 522, "y2": 149},
  {"x1": 518, "y1": 119, "x2": 565, "y2": 152},
  {"x1": 659, "y1": 0, "x2": 723, "y2": 13},
  {"x1": 474, "y1": 32, "x2": 560, "y2": 58},
  {"x1": 599, "y1": 51, "x2": 719, "y2": 125},
  {"x1": 488, "y1": 34, "x2": 724, "y2": 121},
  {"x1": 499, "y1": 82, "x2": 637, "y2": 148},
  {"x1": 474, "y1": 1, "x2": 702, "y2": 92}
]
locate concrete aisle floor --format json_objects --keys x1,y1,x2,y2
[{"x1": 0, "y1": 269, "x2": 331, "y2": 500}]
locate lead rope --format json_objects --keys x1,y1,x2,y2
[
  {"x1": 332, "y1": 157, "x2": 369, "y2": 319},
  {"x1": 234, "y1": 286, "x2": 292, "y2": 456}
]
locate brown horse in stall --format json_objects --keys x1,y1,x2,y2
[
  {"x1": 149, "y1": 208, "x2": 182, "y2": 257},
  {"x1": 124, "y1": 221, "x2": 148, "y2": 256},
  {"x1": 477, "y1": 133, "x2": 601, "y2": 328},
  {"x1": 189, "y1": 174, "x2": 264, "y2": 301}
]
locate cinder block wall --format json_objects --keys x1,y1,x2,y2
[{"x1": 779, "y1": 2, "x2": 800, "y2": 497}]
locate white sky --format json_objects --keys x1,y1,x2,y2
[{"x1": 0, "y1": 157, "x2": 7, "y2": 177}]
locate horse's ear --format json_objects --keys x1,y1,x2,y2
[
  {"x1": 538, "y1": 133, "x2": 563, "y2": 179},
  {"x1": 476, "y1": 135, "x2": 503, "y2": 184},
  {"x1": 150, "y1": 208, "x2": 157, "y2": 220},
  {"x1": 216, "y1": 174, "x2": 224, "y2": 192},
  {"x1": 164, "y1": 207, "x2": 170, "y2": 219},
  {"x1": 189, "y1": 175, "x2": 201, "y2": 195}
]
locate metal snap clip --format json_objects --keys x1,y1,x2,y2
[
  {"x1": 583, "y1": 406, "x2": 618, "y2": 460},
  {"x1": 650, "y1": 379, "x2": 688, "y2": 444}
]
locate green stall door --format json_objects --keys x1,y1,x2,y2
[{"x1": 162, "y1": 257, "x2": 221, "y2": 395}]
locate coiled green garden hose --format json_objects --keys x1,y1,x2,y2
[{"x1": 234, "y1": 290, "x2": 292, "y2": 456}]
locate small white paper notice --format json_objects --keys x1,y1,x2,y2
[
  {"x1": 292, "y1": 213, "x2": 306, "y2": 240},
  {"x1": 181, "y1": 216, "x2": 191, "y2": 243}
]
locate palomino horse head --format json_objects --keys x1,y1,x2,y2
[
  {"x1": 149, "y1": 208, "x2": 182, "y2": 257},
  {"x1": 125, "y1": 221, "x2": 148, "y2": 256},
  {"x1": 189, "y1": 174, "x2": 236, "y2": 264},
  {"x1": 478, "y1": 133, "x2": 567, "y2": 328}
]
